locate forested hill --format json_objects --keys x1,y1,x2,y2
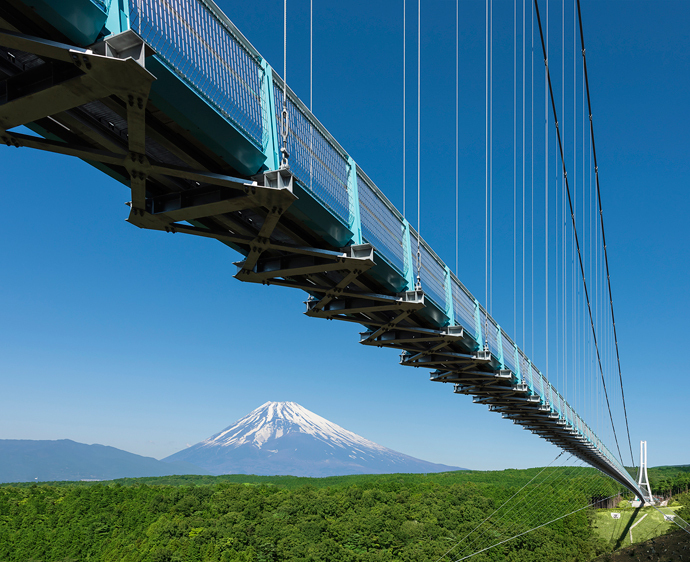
[
  {"x1": 0, "y1": 469, "x2": 627, "y2": 562},
  {"x1": 644, "y1": 465, "x2": 690, "y2": 496}
]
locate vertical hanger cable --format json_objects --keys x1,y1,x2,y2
[
  {"x1": 490, "y1": 0, "x2": 493, "y2": 317},
  {"x1": 280, "y1": 0, "x2": 289, "y2": 169},
  {"x1": 415, "y1": 0, "x2": 421, "y2": 290},
  {"x1": 513, "y1": 0, "x2": 517, "y2": 338},
  {"x1": 484, "y1": 0, "x2": 489, "y2": 347},
  {"x1": 522, "y1": 0, "x2": 526, "y2": 352},
  {"x1": 544, "y1": 0, "x2": 549, "y2": 393},
  {"x1": 534, "y1": 0, "x2": 625, "y2": 466},
  {"x1": 576, "y1": 0, "x2": 635, "y2": 465},
  {"x1": 310, "y1": 0, "x2": 312, "y2": 111},
  {"x1": 455, "y1": 0, "x2": 460, "y2": 275}
]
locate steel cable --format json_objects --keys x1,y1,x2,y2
[
  {"x1": 445, "y1": 456, "x2": 620, "y2": 561},
  {"x1": 576, "y1": 0, "x2": 635, "y2": 467},
  {"x1": 434, "y1": 451, "x2": 567, "y2": 562},
  {"x1": 533, "y1": 0, "x2": 625, "y2": 467},
  {"x1": 415, "y1": 0, "x2": 421, "y2": 289},
  {"x1": 453, "y1": 494, "x2": 619, "y2": 561},
  {"x1": 455, "y1": 0, "x2": 460, "y2": 275}
]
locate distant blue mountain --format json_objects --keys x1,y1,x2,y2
[
  {"x1": 164, "y1": 402, "x2": 465, "y2": 477},
  {"x1": 0, "y1": 439, "x2": 208, "y2": 483}
]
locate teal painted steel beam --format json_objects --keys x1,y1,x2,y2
[
  {"x1": 496, "y1": 325, "x2": 504, "y2": 368},
  {"x1": 514, "y1": 343, "x2": 521, "y2": 381},
  {"x1": 444, "y1": 266, "x2": 455, "y2": 326},
  {"x1": 261, "y1": 61, "x2": 280, "y2": 172},
  {"x1": 347, "y1": 158, "x2": 362, "y2": 245},
  {"x1": 402, "y1": 220, "x2": 415, "y2": 291},
  {"x1": 19, "y1": 0, "x2": 109, "y2": 45},
  {"x1": 474, "y1": 299, "x2": 483, "y2": 350},
  {"x1": 105, "y1": 0, "x2": 130, "y2": 35}
]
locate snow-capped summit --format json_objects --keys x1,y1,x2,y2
[
  {"x1": 163, "y1": 401, "x2": 463, "y2": 477},
  {"x1": 203, "y1": 401, "x2": 388, "y2": 453}
]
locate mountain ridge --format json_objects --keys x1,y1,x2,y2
[{"x1": 0, "y1": 439, "x2": 208, "y2": 483}]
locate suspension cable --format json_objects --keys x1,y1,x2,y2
[
  {"x1": 533, "y1": 0, "x2": 624, "y2": 465},
  {"x1": 454, "y1": 494, "x2": 618, "y2": 561},
  {"x1": 433, "y1": 451, "x2": 566, "y2": 562},
  {"x1": 576, "y1": 0, "x2": 635, "y2": 467},
  {"x1": 403, "y1": 0, "x2": 406, "y2": 217},
  {"x1": 454, "y1": 457, "x2": 608, "y2": 560},
  {"x1": 447, "y1": 454, "x2": 619, "y2": 561}
]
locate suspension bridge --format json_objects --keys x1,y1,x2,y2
[{"x1": 0, "y1": 0, "x2": 647, "y2": 504}]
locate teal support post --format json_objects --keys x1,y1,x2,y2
[
  {"x1": 260, "y1": 61, "x2": 280, "y2": 171},
  {"x1": 474, "y1": 299, "x2": 483, "y2": 350},
  {"x1": 444, "y1": 266, "x2": 455, "y2": 326},
  {"x1": 496, "y1": 325, "x2": 504, "y2": 368},
  {"x1": 347, "y1": 157, "x2": 362, "y2": 245},
  {"x1": 402, "y1": 220, "x2": 415, "y2": 291},
  {"x1": 527, "y1": 359, "x2": 534, "y2": 392},
  {"x1": 106, "y1": 0, "x2": 130, "y2": 35},
  {"x1": 514, "y1": 344, "x2": 521, "y2": 380}
]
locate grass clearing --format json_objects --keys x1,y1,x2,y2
[{"x1": 593, "y1": 505, "x2": 681, "y2": 550}]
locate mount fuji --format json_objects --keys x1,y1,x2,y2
[{"x1": 163, "y1": 402, "x2": 463, "y2": 477}]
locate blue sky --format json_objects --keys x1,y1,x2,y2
[{"x1": 1, "y1": 0, "x2": 688, "y2": 471}]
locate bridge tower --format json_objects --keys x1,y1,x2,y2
[{"x1": 637, "y1": 440, "x2": 653, "y2": 503}]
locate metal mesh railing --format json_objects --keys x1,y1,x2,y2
[
  {"x1": 273, "y1": 82, "x2": 350, "y2": 225},
  {"x1": 129, "y1": 0, "x2": 265, "y2": 150},
  {"x1": 357, "y1": 172, "x2": 405, "y2": 275},
  {"x1": 421, "y1": 246, "x2": 447, "y2": 310},
  {"x1": 409, "y1": 233, "x2": 446, "y2": 310},
  {"x1": 502, "y1": 334, "x2": 517, "y2": 373},
  {"x1": 519, "y1": 352, "x2": 530, "y2": 387},
  {"x1": 484, "y1": 315, "x2": 500, "y2": 359},
  {"x1": 531, "y1": 364, "x2": 545, "y2": 402},
  {"x1": 451, "y1": 277, "x2": 476, "y2": 337}
]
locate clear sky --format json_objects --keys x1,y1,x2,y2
[{"x1": 1, "y1": 0, "x2": 688, "y2": 471}]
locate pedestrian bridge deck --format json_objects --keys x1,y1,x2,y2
[{"x1": 0, "y1": 0, "x2": 643, "y2": 497}]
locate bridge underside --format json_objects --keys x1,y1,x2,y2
[{"x1": 0, "y1": 0, "x2": 644, "y2": 499}]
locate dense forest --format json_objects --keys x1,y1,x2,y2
[
  {"x1": 1, "y1": 468, "x2": 687, "y2": 562},
  {"x1": 646, "y1": 465, "x2": 690, "y2": 497}
]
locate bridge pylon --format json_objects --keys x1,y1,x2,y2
[{"x1": 636, "y1": 440, "x2": 653, "y2": 504}]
